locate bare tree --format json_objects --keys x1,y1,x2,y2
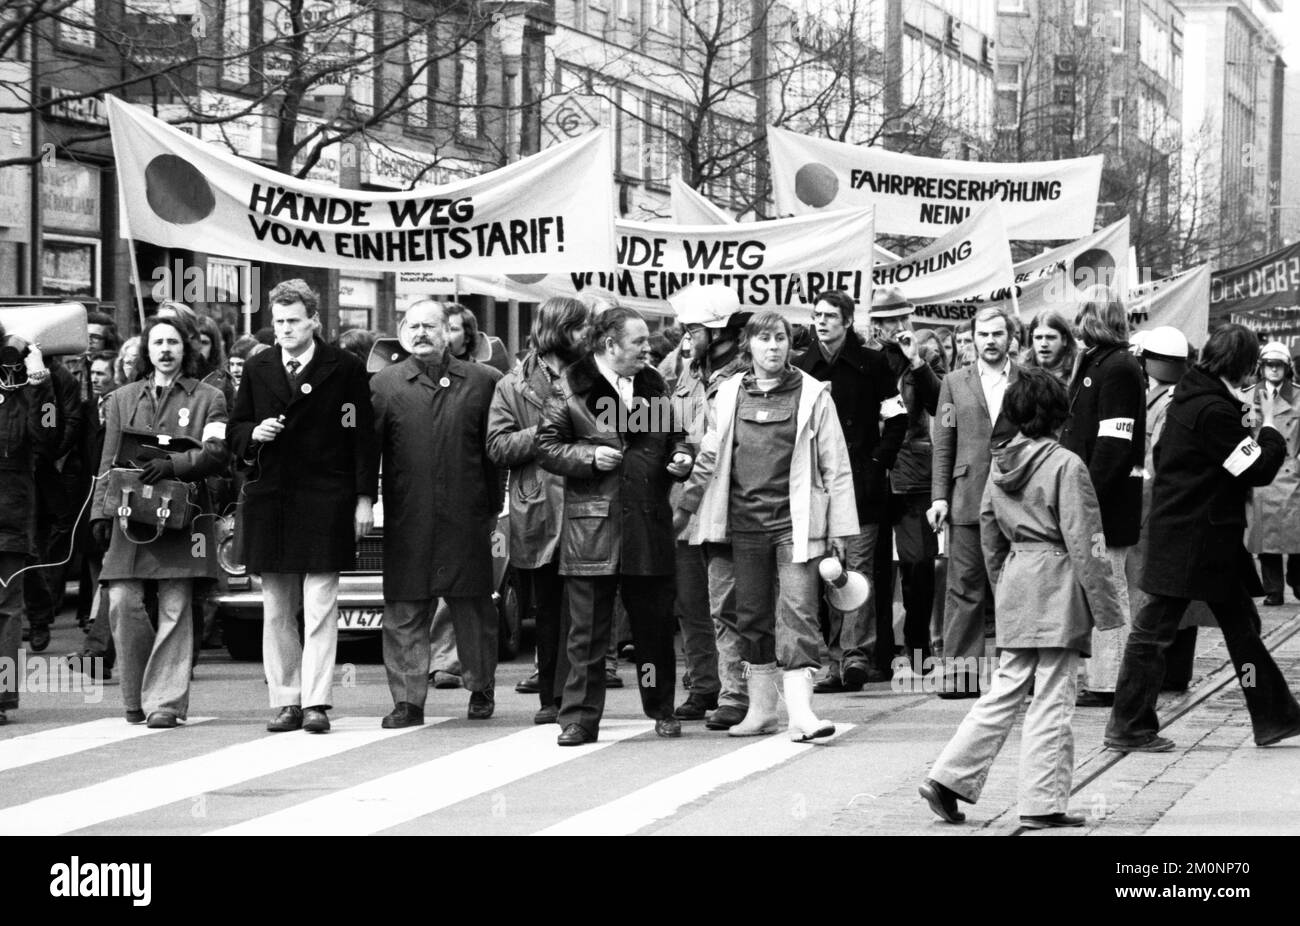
[{"x1": 0, "y1": 0, "x2": 519, "y2": 183}]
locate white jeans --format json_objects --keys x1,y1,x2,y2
[
  {"x1": 262, "y1": 572, "x2": 340, "y2": 709},
  {"x1": 929, "y1": 648, "x2": 1081, "y2": 817},
  {"x1": 110, "y1": 579, "x2": 194, "y2": 718},
  {"x1": 1085, "y1": 545, "x2": 1133, "y2": 693}
]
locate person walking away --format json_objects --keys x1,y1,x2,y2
[
  {"x1": 920, "y1": 368, "x2": 1124, "y2": 828},
  {"x1": 1105, "y1": 324, "x2": 1300, "y2": 752}
]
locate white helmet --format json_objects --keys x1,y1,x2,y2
[
  {"x1": 1141, "y1": 326, "x2": 1189, "y2": 383},
  {"x1": 1259, "y1": 341, "x2": 1291, "y2": 367}
]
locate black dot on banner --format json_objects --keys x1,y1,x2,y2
[
  {"x1": 145, "y1": 155, "x2": 215, "y2": 225},
  {"x1": 506, "y1": 274, "x2": 547, "y2": 284},
  {"x1": 1072, "y1": 249, "x2": 1117, "y2": 291},
  {"x1": 794, "y1": 162, "x2": 839, "y2": 208}
]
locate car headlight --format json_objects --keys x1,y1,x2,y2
[{"x1": 216, "y1": 515, "x2": 246, "y2": 576}]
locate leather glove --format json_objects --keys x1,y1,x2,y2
[
  {"x1": 139, "y1": 457, "x2": 176, "y2": 485},
  {"x1": 91, "y1": 520, "x2": 112, "y2": 552}
]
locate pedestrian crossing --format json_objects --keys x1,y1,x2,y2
[{"x1": 0, "y1": 714, "x2": 851, "y2": 836}]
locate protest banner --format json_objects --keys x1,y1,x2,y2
[
  {"x1": 911, "y1": 217, "x2": 1129, "y2": 327},
  {"x1": 768, "y1": 125, "x2": 1101, "y2": 240},
  {"x1": 670, "y1": 173, "x2": 901, "y2": 263},
  {"x1": 1209, "y1": 241, "x2": 1300, "y2": 339},
  {"x1": 458, "y1": 209, "x2": 875, "y2": 321},
  {"x1": 868, "y1": 204, "x2": 1015, "y2": 316},
  {"x1": 1128, "y1": 263, "x2": 1210, "y2": 347},
  {"x1": 106, "y1": 95, "x2": 617, "y2": 275}
]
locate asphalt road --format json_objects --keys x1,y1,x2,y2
[{"x1": 3, "y1": 606, "x2": 1299, "y2": 836}]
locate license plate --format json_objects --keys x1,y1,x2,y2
[{"x1": 337, "y1": 609, "x2": 383, "y2": 629}]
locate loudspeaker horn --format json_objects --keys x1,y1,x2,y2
[
  {"x1": 0, "y1": 302, "x2": 89, "y2": 355},
  {"x1": 819, "y1": 556, "x2": 870, "y2": 612}
]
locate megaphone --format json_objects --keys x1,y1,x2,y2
[
  {"x1": 0, "y1": 303, "x2": 89, "y2": 355},
  {"x1": 366, "y1": 337, "x2": 410, "y2": 375},
  {"x1": 819, "y1": 556, "x2": 870, "y2": 612}
]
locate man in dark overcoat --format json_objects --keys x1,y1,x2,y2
[
  {"x1": 371, "y1": 299, "x2": 503, "y2": 726},
  {"x1": 1106, "y1": 324, "x2": 1300, "y2": 752},
  {"x1": 794, "y1": 290, "x2": 906, "y2": 690},
  {"x1": 228, "y1": 280, "x2": 377, "y2": 734},
  {"x1": 537, "y1": 305, "x2": 694, "y2": 746}
]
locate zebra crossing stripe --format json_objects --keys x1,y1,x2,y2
[
  {"x1": 207, "y1": 720, "x2": 656, "y2": 836},
  {"x1": 0, "y1": 717, "x2": 215, "y2": 774},
  {"x1": 0, "y1": 717, "x2": 439, "y2": 835},
  {"x1": 534, "y1": 724, "x2": 855, "y2": 836}
]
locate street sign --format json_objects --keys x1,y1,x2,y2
[{"x1": 541, "y1": 94, "x2": 603, "y2": 147}]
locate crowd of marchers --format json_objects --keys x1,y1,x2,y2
[{"x1": 2, "y1": 279, "x2": 1299, "y2": 831}]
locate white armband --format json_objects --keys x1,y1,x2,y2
[
  {"x1": 1097, "y1": 417, "x2": 1135, "y2": 440},
  {"x1": 1222, "y1": 436, "x2": 1261, "y2": 476},
  {"x1": 202, "y1": 421, "x2": 227, "y2": 442},
  {"x1": 880, "y1": 396, "x2": 907, "y2": 420}
]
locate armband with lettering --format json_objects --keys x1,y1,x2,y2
[
  {"x1": 1222, "y1": 436, "x2": 1261, "y2": 476},
  {"x1": 1096, "y1": 417, "x2": 1135, "y2": 440}
]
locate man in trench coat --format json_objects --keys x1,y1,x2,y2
[
  {"x1": 1247, "y1": 342, "x2": 1300, "y2": 604},
  {"x1": 371, "y1": 299, "x2": 503, "y2": 726},
  {"x1": 228, "y1": 279, "x2": 377, "y2": 734}
]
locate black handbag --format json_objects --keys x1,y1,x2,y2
[
  {"x1": 99, "y1": 468, "x2": 196, "y2": 544},
  {"x1": 99, "y1": 428, "x2": 203, "y2": 544}
]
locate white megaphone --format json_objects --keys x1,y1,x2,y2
[
  {"x1": 0, "y1": 303, "x2": 89, "y2": 355},
  {"x1": 819, "y1": 556, "x2": 870, "y2": 612}
]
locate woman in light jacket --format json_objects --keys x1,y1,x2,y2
[
  {"x1": 919, "y1": 367, "x2": 1124, "y2": 829},
  {"x1": 674, "y1": 311, "x2": 859, "y2": 741}
]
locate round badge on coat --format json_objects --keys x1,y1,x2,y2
[
  {"x1": 301, "y1": 383, "x2": 313, "y2": 394},
  {"x1": 0, "y1": 394, "x2": 5, "y2": 406},
  {"x1": 1083, "y1": 376, "x2": 1092, "y2": 388},
  {"x1": 439, "y1": 376, "x2": 451, "y2": 388}
]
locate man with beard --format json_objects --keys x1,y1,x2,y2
[
  {"x1": 928, "y1": 306, "x2": 1019, "y2": 697},
  {"x1": 537, "y1": 306, "x2": 693, "y2": 745},
  {"x1": 372, "y1": 300, "x2": 503, "y2": 726},
  {"x1": 1024, "y1": 313, "x2": 1079, "y2": 386}
]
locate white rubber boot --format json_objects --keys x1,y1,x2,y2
[
  {"x1": 784, "y1": 668, "x2": 836, "y2": 742},
  {"x1": 728, "y1": 663, "x2": 781, "y2": 737}
]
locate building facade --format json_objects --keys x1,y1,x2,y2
[{"x1": 1179, "y1": 0, "x2": 1284, "y2": 266}]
